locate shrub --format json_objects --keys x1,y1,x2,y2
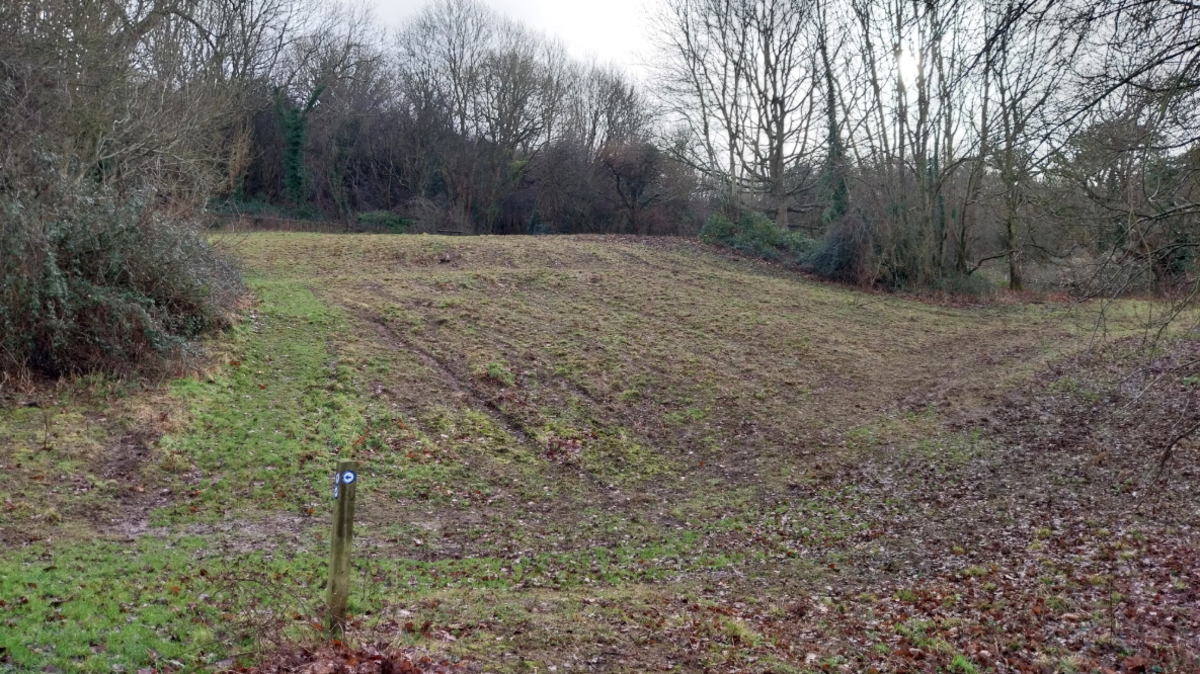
[
  {"x1": 699, "y1": 211, "x2": 815, "y2": 263},
  {"x1": 933, "y1": 272, "x2": 996, "y2": 297},
  {"x1": 356, "y1": 211, "x2": 413, "y2": 233},
  {"x1": 0, "y1": 181, "x2": 243, "y2": 376},
  {"x1": 807, "y1": 221, "x2": 856, "y2": 280}
]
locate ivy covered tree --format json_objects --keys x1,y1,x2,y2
[
  {"x1": 274, "y1": 86, "x2": 325, "y2": 207},
  {"x1": 818, "y1": 30, "x2": 848, "y2": 228}
]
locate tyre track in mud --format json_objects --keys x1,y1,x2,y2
[{"x1": 341, "y1": 299, "x2": 647, "y2": 527}]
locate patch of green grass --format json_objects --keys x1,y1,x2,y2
[
  {"x1": 716, "y1": 616, "x2": 763, "y2": 647},
  {"x1": 580, "y1": 429, "x2": 672, "y2": 483},
  {"x1": 0, "y1": 538, "x2": 253, "y2": 673},
  {"x1": 151, "y1": 279, "x2": 383, "y2": 525},
  {"x1": 483, "y1": 361, "x2": 516, "y2": 387},
  {"x1": 917, "y1": 429, "x2": 990, "y2": 464},
  {"x1": 895, "y1": 619, "x2": 954, "y2": 654},
  {"x1": 949, "y1": 654, "x2": 979, "y2": 673},
  {"x1": 661, "y1": 407, "x2": 707, "y2": 425},
  {"x1": 0, "y1": 521, "x2": 761, "y2": 672},
  {"x1": 1047, "y1": 595, "x2": 1072, "y2": 611}
]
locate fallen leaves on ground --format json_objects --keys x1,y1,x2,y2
[{"x1": 238, "y1": 642, "x2": 469, "y2": 674}]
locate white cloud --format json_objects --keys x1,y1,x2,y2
[{"x1": 371, "y1": 0, "x2": 654, "y2": 76}]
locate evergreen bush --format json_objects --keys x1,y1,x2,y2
[
  {"x1": 1, "y1": 180, "x2": 242, "y2": 376},
  {"x1": 356, "y1": 211, "x2": 413, "y2": 233},
  {"x1": 806, "y1": 215, "x2": 869, "y2": 282},
  {"x1": 699, "y1": 211, "x2": 815, "y2": 263}
]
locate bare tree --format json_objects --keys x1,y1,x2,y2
[
  {"x1": 599, "y1": 141, "x2": 666, "y2": 235},
  {"x1": 652, "y1": 0, "x2": 820, "y2": 226}
]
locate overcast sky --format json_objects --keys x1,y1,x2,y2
[{"x1": 371, "y1": 0, "x2": 656, "y2": 77}]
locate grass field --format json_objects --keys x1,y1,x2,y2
[{"x1": 1, "y1": 234, "x2": 1196, "y2": 674}]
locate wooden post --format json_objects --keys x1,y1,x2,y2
[{"x1": 326, "y1": 460, "x2": 358, "y2": 635}]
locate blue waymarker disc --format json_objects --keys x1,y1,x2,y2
[
  {"x1": 333, "y1": 485, "x2": 339, "y2": 499},
  {"x1": 341, "y1": 470, "x2": 357, "y2": 485}
]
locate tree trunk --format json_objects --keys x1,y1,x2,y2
[{"x1": 1007, "y1": 218, "x2": 1023, "y2": 291}]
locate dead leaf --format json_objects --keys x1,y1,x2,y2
[{"x1": 1122, "y1": 656, "x2": 1149, "y2": 673}]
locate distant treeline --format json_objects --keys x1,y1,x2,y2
[
  {"x1": 223, "y1": 0, "x2": 697, "y2": 236},
  {"x1": 2, "y1": 0, "x2": 1199, "y2": 375}
]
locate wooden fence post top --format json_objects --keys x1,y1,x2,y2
[{"x1": 335, "y1": 460, "x2": 359, "y2": 484}]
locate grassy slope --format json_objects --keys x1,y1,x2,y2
[{"x1": 0, "y1": 234, "x2": 1194, "y2": 674}]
